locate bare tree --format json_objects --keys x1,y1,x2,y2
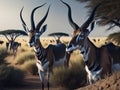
[
  {"x1": 76, "y1": 0, "x2": 120, "y2": 29},
  {"x1": 0, "y1": 29, "x2": 27, "y2": 55},
  {"x1": 75, "y1": 0, "x2": 120, "y2": 43}
]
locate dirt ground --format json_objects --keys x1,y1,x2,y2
[
  {"x1": 2, "y1": 75, "x2": 66, "y2": 90},
  {"x1": 77, "y1": 71, "x2": 120, "y2": 90},
  {"x1": 1, "y1": 71, "x2": 119, "y2": 90}
]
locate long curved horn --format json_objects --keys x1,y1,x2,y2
[
  {"x1": 60, "y1": 0, "x2": 79, "y2": 30},
  {"x1": 81, "y1": 2, "x2": 102, "y2": 30},
  {"x1": 30, "y1": 3, "x2": 46, "y2": 31},
  {"x1": 36, "y1": 5, "x2": 50, "y2": 32},
  {"x1": 20, "y1": 7, "x2": 28, "y2": 32}
]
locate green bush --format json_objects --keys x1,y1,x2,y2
[
  {"x1": 21, "y1": 60, "x2": 38, "y2": 75},
  {"x1": 50, "y1": 61, "x2": 86, "y2": 90},
  {"x1": 15, "y1": 52, "x2": 35, "y2": 65},
  {"x1": 0, "y1": 64, "x2": 24, "y2": 86}
]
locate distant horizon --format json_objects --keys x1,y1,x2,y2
[{"x1": 0, "y1": 0, "x2": 119, "y2": 37}]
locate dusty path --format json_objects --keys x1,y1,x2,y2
[
  {"x1": 3, "y1": 53, "x2": 66, "y2": 90},
  {"x1": 2, "y1": 75, "x2": 66, "y2": 90}
]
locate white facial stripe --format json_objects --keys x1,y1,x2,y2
[
  {"x1": 28, "y1": 34, "x2": 39, "y2": 47},
  {"x1": 76, "y1": 33, "x2": 84, "y2": 42},
  {"x1": 66, "y1": 44, "x2": 73, "y2": 52},
  {"x1": 66, "y1": 44, "x2": 80, "y2": 52}
]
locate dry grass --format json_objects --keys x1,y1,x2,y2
[
  {"x1": 0, "y1": 64, "x2": 24, "y2": 86},
  {"x1": 21, "y1": 60, "x2": 37, "y2": 75},
  {"x1": 50, "y1": 60, "x2": 86, "y2": 89},
  {"x1": 14, "y1": 51, "x2": 35, "y2": 65},
  {"x1": 0, "y1": 36, "x2": 111, "y2": 89}
]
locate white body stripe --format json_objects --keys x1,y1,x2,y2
[
  {"x1": 85, "y1": 65, "x2": 102, "y2": 84},
  {"x1": 36, "y1": 54, "x2": 67, "y2": 72},
  {"x1": 36, "y1": 60, "x2": 50, "y2": 72}
]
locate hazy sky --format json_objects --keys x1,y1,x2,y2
[{"x1": 0, "y1": 0, "x2": 119, "y2": 37}]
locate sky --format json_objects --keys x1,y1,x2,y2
[{"x1": 0, "y1": 0, "x2": 119, "y2": 37}]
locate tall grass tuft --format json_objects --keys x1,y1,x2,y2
[
  {"x1": 15, "y1": 51, "x2": 35, "y2": 65},
  {"x1": 0, "y1": 64, "x2": 24, "y2": 86},
  {"x1": 21, "y1": 60, "x2": 38, "y2": 75},
  {"x1": 50, "y1": 60, "x2": 86, "y2": 90}
]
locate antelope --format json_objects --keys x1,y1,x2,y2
[
  {"x1": 20, "y1": 4, "x2": 70, "y2": 90},
  {"x1": 6, "y1": 41, "x2": 21, "y2": 55},
  {"x1": 11, "y1": 41, "x2": 21, "y2": 56},
  {"x1": 61, "y1": 0, "x2": 112, "y2": 84}
]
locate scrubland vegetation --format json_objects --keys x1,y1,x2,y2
[
  {"x1": 0, "y1": 37, "x2": 111, "y2": 89},
  {"x1": 50, "y1": 60, "x2": 86, "y2": 89},
  {"x1": 0, "y1": 46, "x2": 24, "y2": 87}
]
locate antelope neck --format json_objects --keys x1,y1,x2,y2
[
  {"x1": 82, "y1": 37, "x2": 101, "y2": 72},
  {"x1": 34, "y1": 40, "x2": 46, "y2": 62},
  {"x1": 80, "y1": 37, "x2": 89, "y2": 54},
  {"x1": 34, "y1": 40, "x2": 43, "y2": 52}
]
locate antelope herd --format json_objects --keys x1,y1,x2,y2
[
  {"x1": 0, "y1": 39, "x2": 21, "y2": 56},
  {"x1": 19, "y1": 0, "x2": 120, "y2": 90},
  {"x1": 0, "y1": 0, "x2": 119, "y2": 90}
]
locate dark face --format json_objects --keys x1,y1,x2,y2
[
  {"x1": 66, "y1": 31, "x2": 87, "y2": 53},
  {"x1": 28, "y1": 30, "x2": 39, "y2": 47},
  {"x1": 28, "y1": 25, "x2": 47, "y2": 47}
]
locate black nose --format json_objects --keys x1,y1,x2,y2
[
  {"x1": 29, "y1": 45, "x2": 32, "y2": 47},
  {"x1": 28, "y1": 42, "x2": 33, "y2": 47},
  {"x1": 67, "y1": 44, "x2": 73, "y2": 53},
  {"x1": 67, "y1": 44, "x2": 72, "y2": 48}
]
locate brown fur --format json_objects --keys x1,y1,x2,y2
[
  {"x1": 83, "y1": 38, "x2": 112, "y2": 78},
  {"x1": 35, "y1": 39, "x2": 70, "y2": 72},
  {"x1": 100, "y1": 46, "x2": 112, "y2": 77}
]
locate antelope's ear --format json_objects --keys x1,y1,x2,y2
[
  {"x1": 37, "y1": 24, "x2": 47, "y2": 36},
  {"x1": 40, "y1": 24, "x2": 47, "y2": 33}
]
